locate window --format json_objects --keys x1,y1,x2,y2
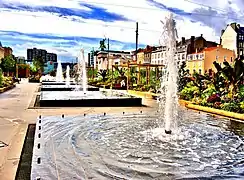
[
  {"x1": 158, "y1": 53, "x2": 160, "y2": 58},
  {"x1": 161, "y1": 53, "x2": 163, "y2": 58},
  {"x1": 189, "y1": 55, "x2": 193, "y2": 60},
  {"x1": 239, "y1": 42, "x2": 243, "y2": 48},
  {"x1": 193, "y1": 62, "x2": 196, "y2": 67},
  {"x1": 196, "y1": 54, "x2": 199, "y2": 59},
  {"x1": 182, "y1": 54, "x2": 185, "y2": 59},
  {"x1": 199, "y1": 69, "x2": 202, "y2": 75},
  {"x1": 216, "y1": 56, "x2": 219, "y2": 61},
  {"x1": 199, "y1": 54, "x2": 203, "y2": 59},
  {"x1": 199, "y1": 61, "x2": 202, "y2": 66},
  {"x1": 224, "y1": 56, "x2": 226, "y2": 61}
]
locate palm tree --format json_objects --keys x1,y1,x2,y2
[
  {"x1": 213, "y1": 58, "x2": 244, "y2": 98},
  {"x1": 98, "y1": 69, "x2": 108, "y2": 82}
]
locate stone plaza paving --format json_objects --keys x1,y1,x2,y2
[{"x1": 0, "y1": 81, "x2": 157, "y2": 180}]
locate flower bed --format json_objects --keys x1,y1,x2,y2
[
  {"x1": 0, "y1": 84, "x2": 16, "y2": 93},
  {"x1": 0, "y1": 75, "x2": 16, "y2": 93}
]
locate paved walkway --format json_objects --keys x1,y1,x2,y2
[{"x1": 0, "y1": 82, "x2": 158, "y2": 180}]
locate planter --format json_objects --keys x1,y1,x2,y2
[
  {"x1": 186, "y1": 103, "x2": 244, "y2": 121},
  {"x1": 127, "y1": 90, "x2": 157, "y2": 99},
  {"x1": 0, "y1": 84, "x2": 16, "y2": 94}
]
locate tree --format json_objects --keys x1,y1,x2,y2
[
  {"x1": 98, "y1": 69, "x2": 108, "y2": 82},
  {"x1": 178, "y1": 61, "x2": 191, "y2": 92},
  {"x1": 1, "y1": 55, "x2": 16, "y2": 76},
  {"x1": 213, "y1": 58, "x2": 244, "y2": 98},
  {"x1": 33, "y1": 56, "x2": 45, "y2": 72}
]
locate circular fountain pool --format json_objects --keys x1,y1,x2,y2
[{"x1": 32, "y1": 110, "x2": 244, "y2": 180}]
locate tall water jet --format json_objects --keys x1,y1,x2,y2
[
  {"x1": 66, "y1": 65, "x2": 70, "y2": 86},
  {"x1": 75, "y1": 49, "x2": 88, "y2": 93},
  {"x1": 56, "y1": 61, "x2": 64, "y2": 82},
  {"x1": 158, "y1": 13, "x2": 179, "y2": 135}
]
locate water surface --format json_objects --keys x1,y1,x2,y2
[{"x1": 31, "y1": 110, "x2": 244, "y2": 180}]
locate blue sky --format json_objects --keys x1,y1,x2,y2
[{"x1": 0, "y1": 0, "x2": 243, "y2": 62}]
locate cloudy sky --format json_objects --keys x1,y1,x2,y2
[{"x1": 0, "y1": 0, "x2": 243, "y2": 62}]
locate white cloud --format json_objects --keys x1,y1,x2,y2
[
  {"x1": 1, "y1": 0, "x2": 243, "y2": 60},
  {"x1": 1, "y1": 0, "x2": 90, "y2": 10}
]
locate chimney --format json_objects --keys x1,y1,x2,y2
[
  {"x1": 221, "y1": 29, "x2": 225, "y2": 36},
  {"x1": 237, "y1": 24, "x2": 240, "y2": 28},
  {"x1": 191, "y1": 36, "x2": 195, "y2": 42},
  {"x1": 181, "y1": 37, "x2": 186, "y2": 44},
  {"x1": 200, "y1": 34, "x2": 203, "y2": 37},
  {"x1": 230, "y1": 23, "x2": 237, "y2": 30}
]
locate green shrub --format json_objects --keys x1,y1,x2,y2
[
  {"x1": 201, "y1": 84, "x2": 216, "y2": 99},
  {"x1": 240, "y1": 101, "x2": 244, "y2": 112},
  {"x1": 239, "y1": 85, "x2": 244, "y2": 99},
  {"x1": 222, "y1": 102, "x2": 242, "y2": 113},
  {"x1": 180, "y1": 82, "x2": 199, "y2": 100}
]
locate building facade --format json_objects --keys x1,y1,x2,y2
[
  {"x1": 27, "y1": 48, "x2": 57, "y2": 62},
  {"x1": 151, "y1": 46, "x2": 166, "y2": 65},
  {"x1": 136, "y1": 50, "x2": 145, "y2": 64},
  {"x1": 96, "y1": 50, "x2": 131, "y2": 70},
  {"x1": 46, "y1": 53, "x2": 57, "y2": 62},
  {"x1": 220, "y1": 22, "x2": 244, "y2": 58},
  {"x1": 144, "y1": 45, "x2": 156, "y2": 64},
  {"x1": 0, "y1": 46, "x2": 4, "y2": 61},
  {"x1": 186, "y1": 45, "x2": 235, "y2": 75},
  {"x1": 3, "y1": 47, "x2": 13, "y2": 57},
  {"x1": 176, "y1": 35, "x2": 218, "y2": 64}
]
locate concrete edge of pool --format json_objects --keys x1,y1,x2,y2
[
  {"x1": 40, "y1": 87, "x2": 100, "y2": 91},
  {"x1": 186, "y1": 103, "x2": 244, "y2": 122}
]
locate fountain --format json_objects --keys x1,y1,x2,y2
[
  {"x1": 158, "y1": 13, "x2": 179, "y2": 135},
  {"x1": 55, "y1": 61, "x2": 64, "y2": 82},
  {"x1": 37, "y1": 49, "x2": 142, "y2": 107},
  {"x1": 74, "y1": 49, "x2": 88, "y2": 92},
  {"x1": 41, "y1": 56, "x2": 98, "y2": 91},
  {"x1": 29, "y1": 13, "x2": 244, "y2": 179},
  {"x1": 66, "y1": 65, "x2": 70, "y2": 86}
]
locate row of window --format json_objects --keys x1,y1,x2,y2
[
  {"x1": 187, "y1": 53, "x2": 204, "y2": 60},
  {"x1": 239, "y1": 35, "x2": 244, "y2": 40},
  {"x1": 187, "y1": 61, "x2": 202, "y2": 68},
  {"x1": 152, "y1": 52, "x2": 186, "y2": 60}
]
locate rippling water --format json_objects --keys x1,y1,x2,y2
[{"x1": 31, "y1": 110, "x2": 244, "y2": 180}]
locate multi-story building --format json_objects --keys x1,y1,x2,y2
[
  {"x1": 96, "y1": 50, "x2": 131, "y2": 70},
  {"x1": 27, "y1": 48, "x2": 57, "y2": 62},
  {"x1": 143, "y1": 45, "x2": 156, "y2": 64},
  {"x1": 0, "y1": 42, "x2": 4, "y2": 61},
  {"x1": 220, "y1": 22, "x2": 244, "y2": 58},
  {"x1": 136, "y1": 49, "x2": 145, "y2": 64},
  {"x1": 151, "y1": 46, "x2": 166, "y2": 65},
  {"x1": 46, "y1": 53, "x2": 57, "y2": 62},
  {"x1": 151, "y1": 35, "x2": 217, "y2": 66},
  {"x1": 0, "y1": 41, "x2": 13, "y2": 63},
  {"x1": 4, "y1": 47, "x2": 13, "y2": 57},
  {"x1": 186, "y1": 45, "x2": 235, "y2": 75},
  {"x1": 176, "y1": 35, "x2": 218, "y2": 64}
]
